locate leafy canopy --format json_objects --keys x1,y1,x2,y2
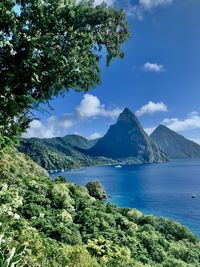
[{"x1": 0, "y1": 0, "x2": 129, "y2": 141}]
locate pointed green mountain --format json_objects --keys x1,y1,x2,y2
[
  {"x1": 150, "y1": 125, "x2": 200, "y2": 159},
  {"x1": 86, "y1": 108, "x2": 168, "y2": 163}
]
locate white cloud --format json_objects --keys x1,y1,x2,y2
[
  {"x1": 143, "y1": 62, "x2": 165, "y2": 72},
  {"x1": 136, "y1": 101, "x2": 168, "y2": 117},
  {"x1": 23, "y1": 94, "x2": 121, "y2": 138},
  {"x1": 88, "y1": 132, "x2": 102, "y2": 140},
  {"x1": 162, "y1": 111, "x2": 200, "y2": 132},
  {"x1": 76, "y1": 94, "x2": 122, "y2": 119},
  {"x1": 22, "y1": 120, "x2": 55, "y2": 138},
  {"x1": 22, "y1": 114, "x2": 74, "y2": 139}
]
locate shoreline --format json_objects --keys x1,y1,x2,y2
[{"x1": 47, "y1": 158, "x2": 169, "y2": 174}]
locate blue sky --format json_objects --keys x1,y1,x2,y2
[{"x1": 24, "y1": 0, "x2": 200, "y2": 144}]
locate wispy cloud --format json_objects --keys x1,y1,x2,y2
[
  {"x1": 162, "y1": 111, "x2": 200, "y2": 132},
  {"x1": 126, "y1": 0, "x2": 174, "y2": 19},
  {"x1": 140, "y1": 0, "x2": 173, "y2": 10},
  {"x1": 93, "y1": 0, "x2": 115, "y2": 6},
  {"x1": 23, "y1": 94, "x2": 121, "y2": 138},
  {"x1": 88, "y1": 132, "x2": 102, "y2": 140},
  {"x1": 125, "y1": 3, "x2": 144, "y2": 20},
  {"x1": 136, "y1": 101, "x2": 168, "y2": 117},
  {"x1": 143, "y1": 62, "x2": 165, "y2": 72}
]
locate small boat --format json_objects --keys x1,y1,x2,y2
[
  {"x1": 192, "y1": 195, "x2": 196, "y2": 198},
  {"x1": 115, "y1": 165, "x2": 122, "y2": 168}
]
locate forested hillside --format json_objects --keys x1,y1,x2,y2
[
  {"x1": 0, "y1": 148, "x2": 200, "y2": 266},
  {"x1": 19, "y1": 136, "x2": 115, "y2": 171}
]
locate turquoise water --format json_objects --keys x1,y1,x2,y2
[{"x1": 51, "y1": 159, "x2": 200, "y2": 237}]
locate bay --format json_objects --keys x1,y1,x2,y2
[{"x1": 51, "y1": 159, "x2": 200, "y2": 237}]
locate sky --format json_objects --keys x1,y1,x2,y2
[{"x1": 23, "y1": 0, "x2": 200, "y2": 144}]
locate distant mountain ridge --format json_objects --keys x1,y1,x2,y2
[
  {"x1": 61, "y1": 134, "x2": 98, "y2": 149},
  {"x1": 85, "y1": 108, "x2": 168, "y2": 163},
  {"x1": 150, "y1": 125, "x2": 200, "y2": 159}
]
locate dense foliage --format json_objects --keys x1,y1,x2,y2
[
  {"x1": 19, "y1": 136, "x2": 118, "y2": 171},
  {"x1": 0, "y1": 148, "x2": 200, "y2": 266},
  {"x1": 0, "y1": 0, "x2": 129, "y2": 142},
  {"x1": 0, "y1": 233, "x2": 25, "y2": 267}
]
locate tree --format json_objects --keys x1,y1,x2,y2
[
  {"x1": 0, "y1": 0, "x2": 129, "y2": 143},
  {"x1": 86, "y1": 181, "x2": 106, "y2": 200}
]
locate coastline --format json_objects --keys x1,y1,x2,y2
[{"x1": 50, "y1": 159, "x2": 200, "y2": 237}]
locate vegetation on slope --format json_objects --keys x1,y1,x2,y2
[
  {"x1": 0, "y1": 148, "x2": 200, "y2": 266},
  {"x1": 19, "y1": 137, "x2": 117, "y2": 171},
  {"x1": 61, "y1": 135, "x2": 99, "y2": 150}
]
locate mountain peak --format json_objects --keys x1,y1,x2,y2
[
  {"x1": 157, "y1": 124, "x2": 167, "y2": 129},
  {"x1": 86, "y1": 107, "x2": 168, "y2": 162},
  {"x1": 156, "y1": 124, "x2": 170, "y2": 131},
  {"x1": 123, "y1": 107, "x2": 132, "y2": 114},
  {"x1": 154, "y1": 125, "x2": 181, "y2": 136},
  {"x1": 118, "y1": 107, "x2": 138, "y2": 123},
  {"x1": 151, "y1": 125, "x2": 200, "y2": 159}
]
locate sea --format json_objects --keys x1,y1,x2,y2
[{"x1": 50, "y1": 159, "x2": 200, "y2": 237}]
